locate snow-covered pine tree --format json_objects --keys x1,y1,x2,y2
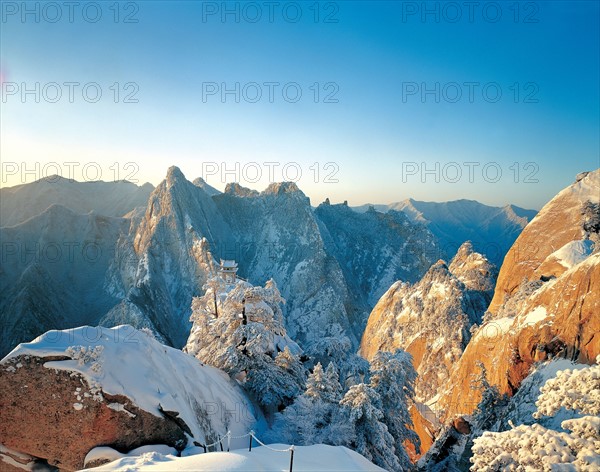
[
  {"x1": 470, "y1": 361, "x2": 508, "y2": 431},
  {"x1": 471, "y1": 357, "x2": 600, "y2": 471},
  {"x1": 305, "y1": 323, "x2": 369, "y2": 387},
  {"x1": 369, "y1": 349, "x2": 419, "y2": 469},
  {"x1": 184, "y1": 277, "x2": 304, "y2": 410},
  {"x1": 269, "y1": 361, "x2": 352, "y2": 446},
  {"x1": 340, "y1": 383, "x2": 402, "y2": 471}
]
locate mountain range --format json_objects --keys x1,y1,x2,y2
[
  {"x1": 0, "y1": 168, "x2": 535, "y2": 357},
  {"x1": 354, "y1": 199, "x2": 537, "y2": 265}
]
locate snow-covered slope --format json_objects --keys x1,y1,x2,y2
[
  {"x1": 353, "y1": 199, "x2": 536, "y2": 265},
  {"x1": 83, "y1": 444, "x2": 385, "y2": 471},
  {"x1": 359, "y1": 242, "x2": 497, "y2": 403},
  {"x1": 1, "y1": 325, "x2": 260, "y2": 469},
  {"x1": 3, "y1": 325, "x2": 259, "y2": 442},
  {"x1": 0, "y1": 176, "x2": 153, "y2": 228}
]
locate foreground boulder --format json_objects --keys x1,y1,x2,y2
[{"x1": 0, "y1": 325, "x2": 259, "y2": 471}]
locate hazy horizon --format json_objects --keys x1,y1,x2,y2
[{"x1": 4, "y1": 163, "x2": 595, "y2": 211}]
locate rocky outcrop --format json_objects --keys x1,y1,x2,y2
[
  {"x1": 439, "y1": 170, "x2": 600, "y2": 420},
  {"x1": 359, "y1": 242, "x2": 496, "y2": 402},
  {"x1": 488, "y1": 170, "x2": 599, "y2": 314},
  {"x1": 0, "y1": 325, "x2": 259, "y2": 471},
  {"x1": 416, "y1": 416, "x2": 475, "y2": 471},
  {"x1": 440, "y1": 252, "x2": 600, "y2": 419},
  {"x1": 405, "y1": 405, "x2": 439, "y2": 462},
  {"x1": 0, "y1": 355, "x2": 186, "y2": 471}
]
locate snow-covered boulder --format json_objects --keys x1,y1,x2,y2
[{"x1": 0, "y1": 325, "x2": 259, "y2": 471}]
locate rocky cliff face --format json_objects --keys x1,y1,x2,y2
[
  {"x1": 488, "y1": 170, "x2": 599, "y2": 314},
  {"x1": 212, "y1": 182, "x2": 354, "y2": 347},
  {"x1": 439, "y1": 170, "x2": 600, "y2": 420},
  {"x1": 0, "y1": 205, "x2": 129, "y2": 356},
  {"x1": 103, "y1": 166, "x2": 223, "y2": 347},
  {"x1": 359, "y1": 242, "x2": 497, "y2": 403},
  {"x1": 105, "y1": 168, "x2": 355, "y2": 348},
  {"x1": 314, "y1": 202, "x2": 441, "y2": 334}
]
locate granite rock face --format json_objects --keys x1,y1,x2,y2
[
  {"x1": 359, "y1": 242, "x2": 496, "y2": 403},
  {"x1": 439, "y1": 170, "x2": 600, "y2": 420},
  {"x1": 0, "y1": 355, "x2": 186, "y2": 471}
]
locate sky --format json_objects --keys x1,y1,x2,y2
[{"x1": 1, "y1": 0, "x2": 599, "y2": 209}]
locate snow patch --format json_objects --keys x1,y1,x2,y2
[
  {"x1": 107, "y1": 402, "x2": 136, "y2": 418},
  {"x1": 547, "y1": 239, "x2": 595, "y2": 269},
  {"x1": 521, "y1": 306, "x2": 550, "y2": 327}
]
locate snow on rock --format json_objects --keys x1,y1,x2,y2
[
  {"x1": 3, "y1": 325, "x2": 258, "y2": 442},
  {"x1": 440, "y1": 171, "x2": 600, "y2": 422},
  {"x1": 82, "y1": 444, "x2": 385, "y2": 472},
  {"x1": 489, "y1": 169, "x2": 599, "y2": 314},
  {"x1": 502, "y1": 359, "x2": 590, "y2": 431},
  {"x1": 84, "y1": 445, "x2": 178, "y2": 468},
  {"x1": 521, "y1": 306, "x2": 550, "y2": 327},
  {"x1": 546, "y1": 239, "x2": 595, "y2": 270},
  {"x1": 360, "y1": 243, "x2": 497, "y2": 404},
  {"x1": 1, "y1": 325, "x2": 259, "y2": 470}
]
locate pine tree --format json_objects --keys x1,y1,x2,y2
[
  {"x1": 340, "y1": 383, "x2": 402, "y2": 471},
  {"x1": 369, "y1": 349, "x2": 419, "y2": 469},
  {"x1": 305, "y1": 323, "x2": 369, "y2": 387},
  {"x1": 185, "y1": 278, "x2": 305, "y2": 410},
  {"x1": 269, "y1": 360, "x2": 352, "y2": 447},
  {"x1": 470, "y1": 361, "x2": 508, "y2": 431}
]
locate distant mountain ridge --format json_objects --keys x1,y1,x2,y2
[
  {"x1": 0, "y1": 175, "x2": 154, "y2": 228},
  {"x1": 353, "y1": 199, "x2": 537, "y2": 265}
]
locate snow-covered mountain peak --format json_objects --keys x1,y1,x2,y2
[
  {"x1": 360, "y1": 244, "x2": 496, "y2": 403},
  {"x1": 223, "y1": 182, "x2": 259, "y2": 197},
  {"x1": 263, "y1": 181, "x2": 305, "y2": 197},
  {"x1": 192, "y1": 177, "x2": 221, "y2": 196},
  {"x1": 165, "y1": 165, "x2": 186, "y2": 183},
  {"x1": 449, "y1": 241, "x2": 497, "y2": 293}
]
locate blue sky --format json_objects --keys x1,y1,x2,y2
[{"x1": 1, "y1": 1, "x2": 599, "y2": 209}]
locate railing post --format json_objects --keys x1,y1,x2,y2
[
  {"x1": 289, "y1": 445, "x2": 295, "y2": 472},
  {"x1": 249, "y1": 431, "x2": 254, "y2": 452}
]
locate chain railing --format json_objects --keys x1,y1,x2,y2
[{"x1": 194, "y1": 430, "x2": 296, "y2": 472}]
